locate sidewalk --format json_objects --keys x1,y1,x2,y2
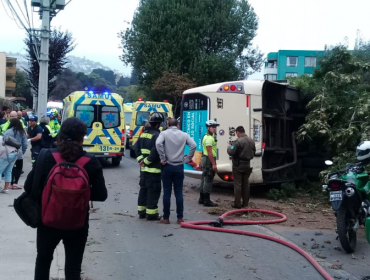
[{"x1": 0, "y1": 153, "x2": 65, "y2": 280}]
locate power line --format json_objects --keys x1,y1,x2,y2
[
  {"x1": 14, "y1": 0, "x2": 30, "y2": 28},
  {"x1": 5, "y1": 0, "x2": 30, "y2": 32},
  {"x1": 23, "y1": 0, "x2": 31, "y2": 28},
  {"x1": 0, "y1": 0, "x2": 22, "y2": 29}
]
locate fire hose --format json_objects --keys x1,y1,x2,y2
[{"x1": 181, "y1": 209, "x2": 334, "y2": 280}]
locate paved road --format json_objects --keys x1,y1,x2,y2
[
  {"x1": 80, "y1": 151, "x2": 361, "y2": 280},
  {"x1": 1, "y1": 150, "x2": 367, "y2": 280}
]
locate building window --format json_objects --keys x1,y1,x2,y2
[
  {"x1": 264, "y1": 74, "x2": 277, "y2": 81},
  {"x1": 305, "y1": 73, "x2": 313, "y2": 77},
  {"x1": 286, "y1": 56, "x2": 298, "y2": 67},
  {"x1": 305, "y1": 57, "x2": 316, "y2": 67},
  {"x1": 285, "y1": 72, "x2": 298, "y2": 77}
]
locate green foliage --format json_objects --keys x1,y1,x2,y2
[
  {"x1": 290, "y1": 44, "x2": 370, "y2": 175},
  {"x1": 13, "y1": 70, "x2": 33, "y2": 108},
  {"x1": 266, "y1": 183, "x2": 297, "y2": 201},
  {"x1": 120, "y1": 0, "x2": 263, "y2": 87},
  {"x1": 116, "y1": 85, "x2": 147, "y2": 102},
  {"x1": 92, "y1": 69, "x2": 116, "y2": 85},
  {"x1": 23, "y1": 28, "x2": 76, "y2": 95}
]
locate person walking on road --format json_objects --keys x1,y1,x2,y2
[
  {"x1": 199, "y1": 120, "x2": 220, "y2": 207},
  {"x1": 4, "y1": 118, "x2": 28, "y2": 190},
  {"x1": 227, "y1": 126, "x2": 256, "y2": 208},
  {"x1": 135, "y1": 112, "x2": 164, "y2": 220},
  {"x1": 24, "y1": 117, "x2": 107, "y2": 280},
  {"x1": 0, "y1": 134, "x2": 19, "y2": 194},
  {"x1": 156, "y1": 118, "x2": 196, "y2": 224},
  {"x1": 26, "y1": 115, "x2": 43, "y2": 165}
]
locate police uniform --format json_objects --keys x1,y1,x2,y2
[
  {"x1": 40, "y1": 122, "x2": 57, "y2": 148},
  {"x1": 135, "y1": 126, "x2": 162, "y2": 220},
  {"x1": 199, "y1": 132, "x2": 218, "y2": 206},
  {"x1": 227, "y1": 133, "x2": 256, "y2": 208}
]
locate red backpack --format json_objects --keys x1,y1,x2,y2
[{"x1": 41, "y1": 152, "x2": 91, "y2": 230}]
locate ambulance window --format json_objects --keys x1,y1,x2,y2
[
  {"x1": 76, "y1": 105, "x2": 95, "y2": 127},
  {"x1": 136, "y1": 112, "x2": 150, "y2": 126},
  {"x1": 124, "y1": 112, "x2": 132, "y2": 125},
  {"x1": 101, "y1": 106, "x2": 120, "y2": 128}
]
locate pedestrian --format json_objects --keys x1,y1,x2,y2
[
  {"x1": 0, "y1": 134, "x2": 19, "y2": 194},
  {"x1": 39, "y1": 115, "x2": 57, "y2": 148},
  {"x1": 4, "y1": 118, "x2": 28, "y2": 190},
  {"x1": 2, "y1": 106, "x2": 10, "y2": 120},
  {"x1": 1, "y1": 111, "x2": 26, "y2": 134},
  {"x1": 27, "y1": 115, "x2": 43, "y2": 165},
  {"x1": 23, "y1": 117, "x2": 108, "y2": 280},
  {"x1": 135, "y1": 112, "x2": 164, "y2": 220},
  {"x1": 227, "y1": 126, "x2": 256, "y2": 208},
  {"x1": 0, "y1": 111, "x2": 6, "y2": 125},
  {"x1": 17, "y1": 110, "x2": 26, "y2": 127},
  {"x1": 156, "y1": 118, "x2": 196, "y2": 224},
  {"x1": 199, "y1": 120, "x2": 220, "y2": 207}
]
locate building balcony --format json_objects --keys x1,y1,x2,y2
[
  {"x1": 6, "y1": 81, "x2": 16, "y2": 89},
  {"x1": 6, "y1": 67, "x2": 16, "y2": 76},
  {"x1": 263, "y1": 66, "x2": 277, "y2": 75}
]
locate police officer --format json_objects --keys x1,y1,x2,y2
[
  {"x1": 48, "y1": 109, "x2": 61, "y2": 134},
  {"x1": 39, "y1": 115, "x2": 58, "y2": 148},
  {"x1": 27, "y1": 115, "x2": 43, "y2": 165},
  {"x1": 199, "y1": 120, "x2": 219, "y2": 207},
  {"x1": 135, "y1": 112, "x2": 164, "y2": 220},
  {"x1": 227, "y1": 126, "x2": 256, "y2": 208}
]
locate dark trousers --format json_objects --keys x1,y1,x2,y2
[
  {"x1": 161, "y1": 164, "x2": 184, "y2": 219},
  {"x1": 232, "y1": 163, "x2": 252, "y2": 208},
  {"x1": 35, "y1": 224, "x2": 88, "y2": 280},
  {"x1": 11, "y1": 159, "x2": 23, "y2": 185},
  {"x1": 138, "y1": 172, "x2": 161, "y2": 219},
  {"x1": 31, "y1": 145, "x2": 41, "y2": 165}
]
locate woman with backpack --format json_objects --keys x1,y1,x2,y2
[
  {"x1": 23, "y1": 117, "x2": 108, "y2": 280},
  {"x1": 4, "y1": 118, "x2": 28, "y2": 190}
]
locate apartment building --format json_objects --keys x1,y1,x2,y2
[
  {"x1": 263, "y1": 50, "x2": 324, "y2": 81},
  {"x1": 0, "y1": 52, "x2": 17, "y2": 99}
]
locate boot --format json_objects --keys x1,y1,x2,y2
[
  {"x1": 198, "y1": 192, "x2": 205, "y2": 204},
  {"x1": 203, "y1": 193, "x2": 218, "y2": 207}
]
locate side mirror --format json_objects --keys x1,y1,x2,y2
[{"x1": 325, "y1": 160, "x2": 333, "y2": 166}]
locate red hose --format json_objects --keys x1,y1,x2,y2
[{"x1": 181, "y1": 208, "x2": 334, "y2": 280}]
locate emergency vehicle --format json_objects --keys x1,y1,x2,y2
[
  {"x1": 129, "y1": 98, "x2": 173, "y2": 158},
  {"x1": 181, "y1": 80, "x2": 321, "y2": 185},
  {"x1": 47, "y1": 100, "x2": 63, "y2": 114},
  {"x1": 123, "y1": 103, "x2": 133, "y2": 148},
  {"x1": 62, "y1": 90, "x2": 125, "y2": 166}
]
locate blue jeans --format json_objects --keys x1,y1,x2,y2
[
  {"x1": 162, "y1": 164, "x2": 184, "y2": 219},
  {"x1": 0, "y1": 152, "x2": 18, "y2": 183}
]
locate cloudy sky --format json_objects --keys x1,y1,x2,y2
[{"x1": 1, "y1": 0, "x2": 370, "y2": 78}]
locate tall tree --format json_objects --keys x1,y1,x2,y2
[
  {"x1": 153, "y1": 72, "x2": 196, "y2": 117},
  {"x1": 120, "y1": 0, "x2": 263, "y2": 87},
  {"x1": 130, "y1": 68, "x2": 139, "y2": 85},
  {"x1": 49, "y1": 69, "x2": 81, "y2": 100},
  {"x1": 92, "y1": 69, "x2": 117, "y2": 85},
  {"x1": 117, "y1": 76, "x2": 130, "y2": 87},
  {"x1": 290, "y1": 45, "x2": 370, "y2": 169},
  {"x1": 13, "y1": 70, "x2": 33, "y2": 108},
  {"x1": 23, "y1": 28, "x2": 75, "y2": 96}
]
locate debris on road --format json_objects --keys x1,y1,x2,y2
[
  {"x1": 314, "y1": 231, "x2": 323, "y2": 236},
  {"x1": 163, "y1": 233, "x2": 173, "y2": 237},
  {"x1": 224, "y1": 254, "x2": 233, "y2": 259},
  {"x1": 113, "y1": 212, "x2": 135, "y2": 218}
]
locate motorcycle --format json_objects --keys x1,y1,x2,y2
[{"x1": 322, "y1": 160, "x2": 370, "y2": 253}]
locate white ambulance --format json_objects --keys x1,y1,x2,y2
[{"x1": 181, "y1": 80, "x2": 312, "y2": 185}]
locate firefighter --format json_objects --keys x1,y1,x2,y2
[{"x1": 135, "y1": 112, "x2": 164, "y2": 220}]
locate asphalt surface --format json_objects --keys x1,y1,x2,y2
[{"x1": 1, "y1": 150, "x2": 368, "y2": 280}]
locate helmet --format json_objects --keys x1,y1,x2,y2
[
  {"x1": 148, "y1": 112, "x2": 164, "y2": 123},
  {"x1": 356, "y1": 141, "x2": 370, "y2": 161},
  {"x1": 206, "y1": 120, "x2": 220, "y2": 127}
]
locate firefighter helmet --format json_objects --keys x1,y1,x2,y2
[{"x1": 148, "y1": 112, "x2": 164, "y2": 123}]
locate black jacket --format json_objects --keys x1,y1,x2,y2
[
  {"x1": 24, "y1": 148, "x2": 108, "y2": 228},
  {"x1": 135, "y1": 126, "x2": 161, "y2": 172}
]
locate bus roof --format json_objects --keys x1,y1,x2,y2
[{"x1": 183, "y1": 80, "x2": 291, "y2": 96}]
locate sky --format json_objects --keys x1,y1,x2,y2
[{"x1": 1, "y1": 0, "x2": 370, "y2": 79}]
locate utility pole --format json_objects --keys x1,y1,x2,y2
[
  {"x1": 31, "y1": 0, "x2": 66, "y2": 117},
  {"x1": 37, "y1": 0, "x2": 50, "y2": 118}
]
